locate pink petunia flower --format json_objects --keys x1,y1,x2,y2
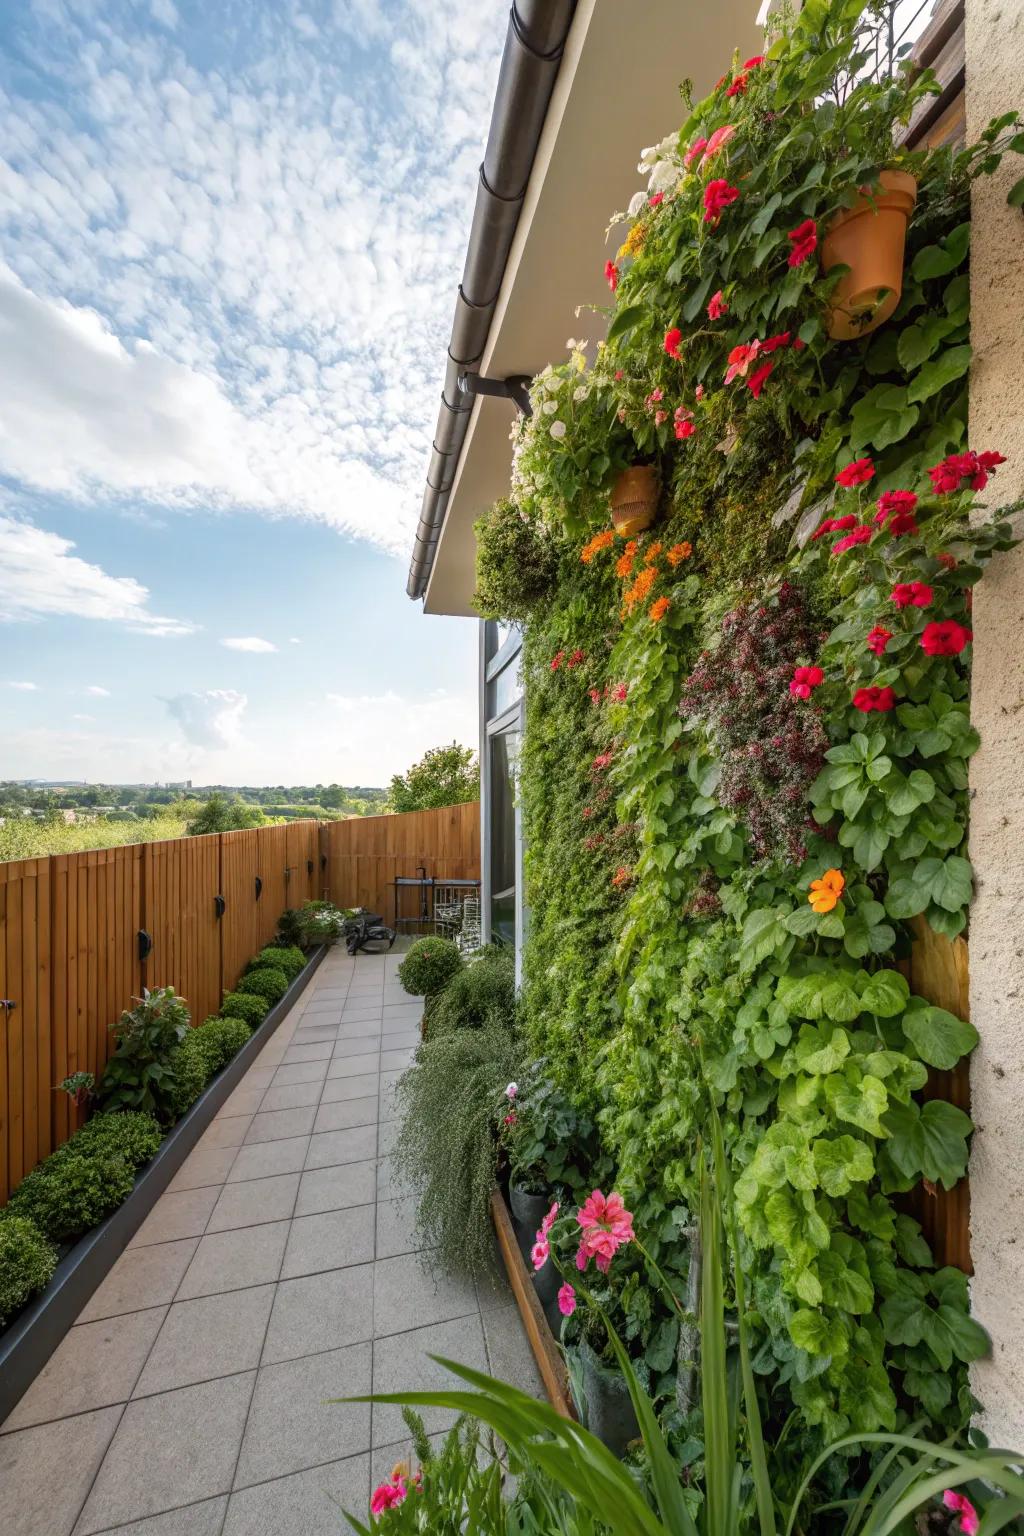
[
  {"x1": 370, "y1": 1477, "x2": 407, "y2": 1515},
  {"x1": 540, "y1": 1201, "x2": 559, "y2": 1236},
  {"x1": 557, "y1": 1283, "x2": 577, "y2": 1317},
  {"x1": 944, "y1": 1491, "x2": 980, "y2": 1536},
  {"x1": 707, "y1": 289, "x2": 728, "y2": 320},
  {"x1": 531, "y1": 1237, "x2": 550, "y2": 1272}
]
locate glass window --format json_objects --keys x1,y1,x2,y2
[
  {"x1": 489, "y1": 725, "x2": 519, "y2": 942},
  {"x1": 488, "y1": 652, "x2": 522, "y2": 718}
]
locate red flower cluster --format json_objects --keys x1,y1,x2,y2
[
  {"x1": 550, "y1": 650, "x2": 564, "y2": 671},
  {"x1": 649, "y1": 192, "x2": 665, "y2": 208},
  {"x1": 811, "y1": 514, "x2": 857, "y2": 541},
  {"x1": 604, "y1": 260, "x2": 619, "y2": 292},
  {"x1": 790, "y1": 664, "x2": 824, "y2": 700},
  {"x1": 664, "y1": 327, "x2": 682, "y2": 359},
  {"x1": 866, "y1": 626, "x2": 893, "y2": 656},
  {"x1": 703, "y1": 178, "x2": 740, "y2": 224},
  {"x1": 890, "y1": 581, "x2": 933, "y2": 609},
  {"x1": 589, "y1": 688, "x2": 601, "y2": 705},
  {"x1": 874, "y1": 489, "x2": 919, "y2": 537},
  {"x1": 853, "y1": 685, "x2": 896, "y2": 713},
  {"x1": 832, "y1": 524, "x2": 873, "y2": 555},
  {"x1": 612, "y1": 683, "x2": 628, "y2": 702},
  {"x1": 707, "y1": 289, "x2": 728, "y2": 319},
  {"x1": 921, "y1": 620, "x2": 972, "y2": 656},
  {"x1": 835, "y1": 458, "x2": 875, "y2": 488},
  {"x1": 928, "y1": 449, "x2": 1006, "y2": 494},
  {"x1": 567, "y1": 648, "x2": 585, "y2": 668},
  {"x1": 787, "y1": 218, "x2": 817, "y2": 266},
  {"x1": 675, "y1": 418, "x2": 695, "y2": 439}
]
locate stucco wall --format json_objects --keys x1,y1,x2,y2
[{"x1": 965, "y1": 0, "x2": 1024, "y2": 1450}]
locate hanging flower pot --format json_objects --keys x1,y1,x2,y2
[
  {"x1": 577, "y1": 1337, "x2": 641, "y2": 1456},
  {"x1": 822, "y1": 170, "x2": 918, "y2": 340},
  {"x1": 610, "y1": 464, "x2": 659, "y2": 537}
]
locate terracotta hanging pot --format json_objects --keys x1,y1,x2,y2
[
  {"x1": 610, "y1": 464, "x2": 659, "y2": 537},
  {"x1": 822, "y1": 169, "x2": 918, "y2": 341}
]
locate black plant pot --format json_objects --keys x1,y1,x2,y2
[
  {"x1": 578, "y1": 1338, "x2": 640, "y2": 1458},
  {"x1": 508, "y1": 1183, "x2": 550, "y2": 1266}
]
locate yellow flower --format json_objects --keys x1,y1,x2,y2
[
  {"x1": 808, "y1": 868, "x2": 845, "y2": 914},
  {"x1": 617, "y1": 223, "x2": 646, "y2": 261}
]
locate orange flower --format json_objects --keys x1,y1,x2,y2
[
  {"x1": 618, "y1": 223, "x2": 646, "y2": 260},
  {"x1": 611, "y1": 866, "x2": 633, "y2": 888},
  {"x1": 667, "y1": 541, "x2": 693, "y2": 567},
  {"x1": 808, "y1": 868, "x2": 845, "y2": 914},
  {"x1": 649, "y1": 596, "x2": 671, "y2": 623},
  {"x1": 581, "y1": 529, "x2": 615, "y2": 564},
  {"x1": 644, "y1": 541, "x2": 663, "y2": 566},
  {"x1": 616, "y1": 540, "x2": 639, "y2": 579},
  {"x1": 624, "y1": 565, "x2": 657, "y2": 611}
]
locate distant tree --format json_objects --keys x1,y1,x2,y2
[
  {"x1": 387, "y1": 743, "x2": 479, "y2": 814},
  {"x1": 186, "y1": 793, "x2": 267, "y2": 836}
]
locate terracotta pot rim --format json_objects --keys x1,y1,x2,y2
[{"x1": 827, "y1": 168, "x2": 918, "y2": 235}]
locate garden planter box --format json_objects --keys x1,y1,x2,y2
[{"x1": 0, "y1": 946, "x2": 326, "y2": 1426}]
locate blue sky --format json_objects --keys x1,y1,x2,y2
[{"x1": 0, "y1": 0, "x2": 506, "y2": 785}]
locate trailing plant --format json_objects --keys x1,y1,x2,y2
[
  {"x1": 426, "y1": 947, "x2": 516, "y2": 1036},
  {"x1": 474, "y1": 498, "x2": 559, "y2": 624},
  {"x1": 0, "y1": 1212, "x2": 57, "y2": 1327},
  {"x1": 398, "y1": 936, "x2": 463, "y2": 998},
  {"x1": 97, "y1": 986, "x2": 191, "y2": 1118},
  {"x1": 221, "y1": 990, "x2": 270, "y2": 1028},
  {"x1": 234, "y1": 965, "x2": 289, "y2": 1004}
]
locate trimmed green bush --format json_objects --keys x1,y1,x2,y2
[
  {"x1": 234, "y1": 966, "x2": 288, "y2": 1004},
  {"x1": 164, "y1": 1033, "x2": 208, "y2": 1121},
  {"x1": 397, "y1": 937, "x2": 462, "y2": 998},
  {"x1": 197, "y1": 1015, "x2": 251, "y2": 1071},
  {"x1": 221, "y1": 991, "x2": 269, "y2": 1027},
  {"x1": 426, "y1": 948, "x2": 516, "y2": 1035},
  {"x1": 0, "y1": 1212, "x2": 57, "y2": 1327},
  {"x1": 248, "y1": 945, "x2": 305, "y2": 982},
  {"x1": 75, "y1": 1110, "x2": 162, "y2": 1171},
  {"x1": 8, "y1": 1147, "x2": 134, "y2": 1244}
]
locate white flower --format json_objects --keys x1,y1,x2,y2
[
  {"x1": 573, "y1": 386, "x2": 590, "y2": 402},
  {"x1": 505, "y1": 1082, "x2": 518, "y2": 1100},
  {"x1": 543, "y1": 398, "x2": 557, "y2": 415},
  {"x1": 566, "y1": 337, "x2": 577, "y2": 350},
  {"x1": 549, "y1": 420, "x2": 567, "y2": 439},
  {"x1": 627, "y1": 189, "x2": 646, "y2": 217},
  {"x1": 648, "y1": 159, "x2": 679, "y2": 194},
  {"x1": 544, "y1": 374, "x2": 561, "y2": 394}
]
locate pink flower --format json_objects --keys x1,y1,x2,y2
[
  {"x1": 612, "y1": 683, "x2": 628, "y2": 702},
  {"x1": 664, "y1": 327, "x2": 682, "y2": 359},
  {"x1": 724, "y1": 339, "x2": 760, "y2": 384},
  {"x1": 866, "y1": 626, "x2": 893, "y2": 656},
  {"x1": 683, "y1": 136, "x2": 708, "y2": 169},
  {"x1": 787, "y1": 218, "x2": 817, "y2": 266},
  {"x1": 701, "y1": 125, "x2": 736, "y2": 165},
  {"x1": 540, "y1": 1201, "x2": 559, "y2": 1236},
  {"x1": 649, "y1": 192, "x2": 665, "y2": 208},
  {"x1": 707, "y1": 289, "x2": 728, "y2": 319},
  {"x1": 531, "y1": 1237, "x2": 550, "y2": 1272},
  {"x1": 832, "y1": 525, "x2": 873, "y2": 555},
  {"x1": 675, "y1": 418, "x2": 695, "y2": 439},
  {"x1": 589, "y1": 688, "x2": 601, "y2": 704},
  {"x1": 576, "y1": 1189, "x2": 635, "y2": 1274},
  {"x1": 505, "y1": 1082, "x2": 518, "y2": 1100},
  {"x1": 704, "y1": 178, "x2": 740, "y2": 224},
  {"x1": 890, "y1": 581, "x2": 933, "y2": 609},
  {"x1": 550, "y1": 650, "x2": 564, "y2": 671},
  {"x1": 503, "y1": 1112, "x2": 516, "y2": 1126},
  {"x1": 944, "y1": 1491, "x2": 980, "y2": 1536},
  {"x1": 655, "y1": 409, "x2": 668, "y2": 425},
  {"x1": 746, "y1": 360, "x2": 774, "y2": 398},
  {"x1": 835, "y1": 458, "x2": 875, "y2": 488},
  {"x1": 371, "y1": 1478, "x2": 407, "y2": 1515},
  {"x1": 695, "y1": 384, "x2": 705, "y2": 401},
  {"x1": 789, "y1": 664, "x2": 824, "y2": 699},
  {"x1": 726, "y1": 72, "x2": 749, "y2": 98},
  {"x1": 557, "y1": 1283, "x2": 577, "y2": 1317},
  {"x1": 592, "y1": 752, "x2": 612, "y2": 771},
  {"x1": 605, "y1": 260, "x2": 619, "y2": 292},
  {"x1": 567, "y1": 648, "x2": 585, "y2": 668}
]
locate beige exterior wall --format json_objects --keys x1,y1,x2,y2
[{"x1": 965, "y1": 0, "x2": 1024, "y2": 1450}]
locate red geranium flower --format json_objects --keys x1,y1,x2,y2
[
  {"x1": 886, "y1": 510, "x2": 919, "y2": 537},
  {"x1": 550, "y1": 650, "x2": 564, "y2": 671},
  {"x1": 674, "y1": 418, "x2": 695, "y2": 439},
  {"x1": 726, "y1": 72, "x2": 749, "y2": 97},
  {"x1": 787, "y1": 218, "x2": 818, "y2": 266},
  {"x1": 612, "y1": 683, "x2": 628, "y2": 702},
  {"x1": 604, "y1": 260, "x2": 619, "y2": 292},
  {"x1": 747, "y1": 360, "x2": 774, "y2": 398},
  {"x1": 866, "y1": 626, "x2": 893, "y2": 656},
  {"x1": 921, "y1": 620, "x2": 973, "y2": 656},
  {"x1": 724, "y1": 339, "x2": 760, "y2": 384},
  {"x1": 936, "y1": 551, "x2": 957, "y2": 571},
  {"x1": 664, "y1": 327, "x2": 683, "y2": 359},
  {"x1": 649, "y1": 192, "x2": 664, "y2": 208},
  {"x1": 875, "y1": 490, "x2": 918, "y2": 524},
  {"x1": 811, "y1": 514, "x2": 857, "y2": 541},
  {"x1": 789, "y1": 664, "x2": 824, "y2": 700},
  {"x1": 760, "y1": 331, "x2": 791, "y2": 354},
  {"x1": 589, "y1": 689, "x2": 601, "y2": 704},
  {"x1": 832, "y1": 525, "x2": 873, "y2": 555},
  {"x1": 853, "y1": 685, "x2": 896, "y2": 713},
  {"x1": 707, "y1": 289, "x2": 728, "y2": 319},
  {"x1": 704, "y1": 178, "x2": 740, "y2": 224},
  {"x1": 743, "y1": 54, "x2": 765, "y2": 68},
  {"x1": 835, "y1": 458, "x2": 875, "y2": 488},
  {"x1": 890, "y1": 581, "x2": 933, "y2": 609},
  {"x1": 928, "y1": 449, "x2": 1007, "y2": 493},
  {"x1": 567, "y1": 648, "x2": 585, "y2": 668}
]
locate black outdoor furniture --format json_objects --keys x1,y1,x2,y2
[{"x1": 343, "y1": 909, "x2": 396, "y2": 954}]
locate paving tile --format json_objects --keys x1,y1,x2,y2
[
  {"x1": 376, "y1": 1120, "x2": 399, "y2": 1156},
  {"x1": 76, "y1": 1373, "x2": 254, "y2": 1534},
  {"x1": 482, "y1": 1303, "x2": 545, "y2": 1399},
  {"x1": 320, "y1": 1068, "x2": 379, "y2": 1102},
  {"x1": 222, "y1": 1452, "x2": 369, "y2": 1536},
  {"x1": 375, "y1": 1195, "x2": 424, "y2": 1260},
  {"x1": 133, "y1": 1285, "x2": 274, "y2": 1397},
  {"x1": 271, "y1": 1060, "x2": 329, "y2": 1087},
  {"x1": 281, "y1": 1041, "x2": 334, "y2": 1062},
  {"x1": 305, "y1": 1124, "x2": 377, "y2": 1170},
  {"x1": 207, "y1": 1172, "x2": 300, "y2": 1232},
  {"x1": 380, "y1": 1047, "x2": 416, "y2": 1071},
  {"x1": 2, "y1": 1307, "x2": 167, "y2": 1432},
  {"x1": 381, "y1": 1004, "x2": 422, "y2": 1024},
  {"x1": 376, "y1": 1154, "x2": 416, "y2": 1202},
  {"x1": 381, "y1": 1029, "x2": 419, "y2": 1050},
  {"x1": 371, "y1": 1315, "x2": 487, "y2": 1447},
  {"x1": 313, "y1": 1096, "x2": 378, "y2": 1133},
  {"x1": 234, "y1": 1343, "x2": 371, "y2": 1487},
  {"x1": 167, "y1": 1146, "x2": 237, "y2": 1193},
  {"x1": 294, "y1": 1160, "x2": 376, "y2": 1217},
  {"x1": 79, "y1": 1238, "x2": 199, "y2": 1322},
  {"x1": 328, "y1": 1037, "x2": 381, "y2": 1065},
  {"x1": 228, "y1": 1135, "x2": 310, "y2": 1182},
  {"x1": 291, "y1": 1023, "x2": 340, "y2": 1041},
  {"x1": 372, "y1": 1250, "x2": 479, "y2": 1338},
  {"x1": 307, "y1": 987, "x2": 348, "y2": 1000},
  {"x1": 129, "y1": 1186, "x2": 219, "y2": 1248},
  {"x1": 244, "y1": 1105, "x2": 317, "y2": 1144},
  {"x1": 91, "y1": 1496, "x2": 228, "y2": 1535},
  {"x1": 262, "y1": 1265, "x2": 374, "y2": 1363},
  {"x1": 320, "y1": 1070, "x2": 378, "y2": 1100},
  {"x1": 177, "y1": 1221, "x2": 290, "y2": 1300},
  {"x1": 195, "y1": 1114, "x2": 252, "y2": 1152},
  {"x1": 0, "y1": 1405, "x2": 121, "y2": 1536},
  {"x1": 259, "y1": 1078, "x2": 323, "y2": 1112},
  {"x1": 217, "y1": 1087, "x2": 265, "y2": 1119},
  {"x1": 280, "y1": 1205, "x2": 375, "y2": 1278}
]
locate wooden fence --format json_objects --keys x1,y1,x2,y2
[{"x1": 0, "y1": 804, "x2": 479, "y2": 1202}]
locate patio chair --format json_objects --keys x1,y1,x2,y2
[{"x1": 343, "y1": 909, "x2": 396, "y2": 954}]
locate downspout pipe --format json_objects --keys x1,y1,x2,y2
[{"x1": 406, "y1": 0, "x2": 577, "y2": 601}]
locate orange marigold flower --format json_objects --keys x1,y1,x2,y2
[
  {"x1": 581, "y1": 529, "x2": 615, "y2": 563},
  {"x1": 808, "y1": 868, "x2": 845, "y2": 914},
  {"x1": 667, "y1": 541, "x2": 693, "y2": 567},
  {"x1": 616, "y1": 540, "x2": 639, "y2": 579},
  {"x1": 644, "y1": 541, "x2": 663, "y2": 566},
  {"x1": 611, "y1": 866, "x2": 633, "y2": 888},
  {"x1": 624, "y1": 566, "x2": 658, "y2": 610},
  {"x1": 649, "y1": 596, "x2": 671, "y2": 623}
]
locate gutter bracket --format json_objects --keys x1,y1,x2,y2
[{"x1": 458, "y1": 372, "x2": 533, "y2": 417}]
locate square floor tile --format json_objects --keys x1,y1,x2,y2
[
  {"x1": 3, "y1": 1308, "x2": 166, "y2": 1432},
  {"x1": 372, "y1": 1250, "x2": 479, "y2": 1337},
  {"x1": 381, "y1": 1029, "x2": 419, "y2": 1050},
  {"x1": 195, "y1": 1115, "x2": 252, "y2": 1152},
  {"x1": 244, "y1": 1106, "x2": 317, "y2": 1145},
  {"x1": 482, "y1": 1303, "x2": 545, "y2": 1399},
  {"x1": 177, "y1": 1222, "x2": 290, "y2": 1300},
  {"x1": 313, "y1": 1096, "x2": 377, "y2": 1133},
  {"x1": 207, "y1": 1173, "x2": 299, "y2": 1232},
  {"x1": 376, "y1": 1155, "x2": 415, "y2": 1202},
  {"x1": 282, "y1": 1042, "x2": 334, "y2": 1063},
  {"x1": 1, "y1": 1406, "x2": 120, "y2": 1536},
  {"x1": 376, "y1": 1121, "x2": 399, "y2": 1156},
  {"x1": 294, "y1": 1161, "x2": 376, "y2": 1217},
  {"x1": 379, "y1": 1048, "x2": 415, "y2": 1072},
  {"x1": 89, "y1": 1496, "x2": 228, "y2": 1534},
  {"x1": 76, "y1": 1374, "x2": 254, "y2": 1534},
  {"x1": 217, "y1": 1087, "x2": 265, "y2": 1119},
  {"x1": 234, "y1": 1343, "x2": 370, "y2": 1487},
  {"x1": 305, "y1": 1124, "x2": 376, "y2": 1170},
  {"x1": 167, "y1": 1147, "x2": 237, "y2": 1193},
  {"x1": 320, "y1": 1070, "x2": 378, "y2": 1104},
  {"x1": 133, "y1": 1285, "x2": 274, "y2": 1396},
  {"x1": 375, "y1": 1196, "x2": 424, "y2": 1261},
  {"x1": 262, "y1": 1265, "x2": 374, "y2": 1364},
  {"x1": 371, "y1": 1315, "x2": 486, "y2": 1446},
  {"x1": 223, "y1": 1453, "x2": 369, "y2": 1536},
  {"x1": 272, "y1": 1061, "x2": 328, "y2": 1088},
  {"x1": 259, "y1": 1079, "x2": 323, "y2": 1113},
  {"x1": 229, "y1": 1136, "x2": 309, "y2": 1182},
  {"x1": 79, "y1": 1239, "x2": 199, "y2": 1323},
  {"x1": 328, "y1": 1038, "x2": 380, "y2": 1065},
  {"x1": 129, "y1": 1186, "x2": 219, "y2": 1248},
  {"x1": 281, "y1": 1205, "x2": 375, "y2": 1279},
  {"x1": 320, "y1": 1071, "x2": 378, "y2": 1101},
  {"x1": 381, "y1": 1005, "x2": 421, "y2": 1024}
]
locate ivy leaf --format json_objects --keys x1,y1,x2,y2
[
  {"x1": 902, "y1": 1004, "x2": 979, "y2": 1069},
  {"x1": 859, "y1": 969, "x2": 909, "y2": 1019},
  {"x1": 827, "y1": 1072, "x2": 888, "y2": 1135},
  {"x1": 881, "y1": 1099, "x2": 973, "y2": 1188},
  {"x1": 796, "y1": 1024, "x2": 851, "y2": 1075},
  {"x1": 881, "y1": 1291, "x2": 925, "y2": 1346},
  {"x1": 884, "y1": 876, "x2": 930, "y2": 920},
  {"x1": 1007, "y1": 175, "x2": 1024, "y2": 209},
  {"x1": 789, "y1": 1308, "x2": 839, "y2": 1356},
  {"x1": 816, "y1": 1250, "x2": 874, "y2": 1314},
  {"x1": 882, "y1": 768, "x2": 935, "y2": 816},
  {"x1": 813, "y1": 1134, "x2": 874, "y2": 1196},
  {"x1": 906, "y1": 344, "x2": 972, "y2": 404},
  {"x1": 847, "y1": 1188, "x2": 896, "y2": 1239},
  {"x1": 765, "y1": 1189, "x2": 830, "y2": 1261},
  {"x1": 921, "y1": 1304, "x2": 990, "y2": 1369},
  {"x1": 910, "y1": 223, "x2": 970, "y2": 280},
  {"x1": 893, "y1": 1214, "x2": 933, "y2": 1269}
]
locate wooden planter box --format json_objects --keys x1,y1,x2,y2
[
  {"x1": 0, "y1": 946, "x2": 326, "y2": 1425},
  {"x1": 490, "y1": 1190, "x2": 575, "y2": 1419}
]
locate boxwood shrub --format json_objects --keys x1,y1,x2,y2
[
  {"x1": 397, "y1": 937, "x2": 462, "y2": 998},
  {"x1": 7, "y1": 1146, "x2": 134, "y2": 1244},
  {"x1": 0, "y1": 1213, "x2": 57, "y2": 1327},
  {"x1": 74, "y1": 1110, "x2": 162, "y2": 1170},
  {"x1": 165, "y1": 1016, "x2": 252, "y2": 1120},
  {"x1": 235, "y1": 966, "x2": 288, "y2": 1004},
  {"x1": 221, "y1": 991, "x2": 269, "y2": 1028},
  {"x1": 249, "y1": 945, "x2": 305, "y2": 981}
]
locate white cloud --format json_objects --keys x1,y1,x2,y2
[
  {"x1": 220, "y1": 636, "x2": 278, "y2": 653},
  {"x1": 8, "y1": 680, "x2": 38, "y2": 690},
  {"x1": 0, "y1": 516, "x2": 195, "y2": 635},
  {"x1": 321, "y1": 688, "x2": 477, "y2": 784},
  {"x1": 86, "y1": 685, "x2": 111, "y2": 696},
  {"x1": 72, "y1": 712, "x2": 95, "y2": 722},
  {"x1": 288, "y1": 636, "x2": 301, "y2": 645},
  {"x1": 165, "y1": 689, "x2": 247, "y2": 748}
]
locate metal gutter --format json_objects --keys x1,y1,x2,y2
[{"x1": 406, "y1": 0, "x2": 577, "y2": 601}]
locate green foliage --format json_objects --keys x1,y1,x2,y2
[
  {"x1": 473, "y1": 498, "x2": 559, "y2": 623},
  {"x1": 398, "y1": 937, "x2": 463, "y2": 998},
  {"x1": 426, "y1": 947, "x2": 516, "y2": 1035},
  {"x1": 97, "y1": 987, "x2": 191, "y2": 1118},
  {"x1": 0, "y1": 1212, "x2": 57, "y2": 1328},
  {"x1": 8, "y1": 1143, "x2": 134, "y2": 1244},
  {"x1": 388, "y1": 743, "x2": 479, "y2": 813},
  {"x1": 165, "y1": 1016, "x2": 251, "y2": 1120},
  {"x1": 185, "y1": 792, "x2": 267, "y2": 835},
  {"x1": 75, "y1": 1110, "x2": 162, "y2": 1170},
  {"x1": 0, "y1": 811, "x2": 191, "y2": 864},
  {"x1": 234, "y1": 966, "x2": 289, "y2": 1004},
  {"x1": 221, "y1": 990, "x2": 270, "y2": 1027},
  {"x1": 292, "y1": 900, "x2": 347, "y2": 945},
  {"x1": 249, "y1": 944, "x2": 306, "y2": 981}
]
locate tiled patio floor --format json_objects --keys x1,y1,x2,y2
[{"x1": 0, "y1": 948, "x2": 541, "y2": 1536}]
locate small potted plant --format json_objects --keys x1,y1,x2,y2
[{"x1": 822, "y1": 168, "x2": 918, "y2": 339}]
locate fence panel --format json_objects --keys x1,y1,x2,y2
[
  {"x1": 286, "y1": 820, "x2": 318, "y2": 908},
  {"x1": 255, "y1": 824, "x2": 290, "y2": 951},
  {"x1": 320, "y1": 802, "x2": 480, "y2": 923},
  {"x1": 0, "y1": 859, "x2": 52, "y2": 1204},
  {"x1": 143, "y1": 835, "x2": 222, "y2": 1026}
]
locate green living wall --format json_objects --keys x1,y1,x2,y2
[{"x1": 475, "y1": 0, "x2": 1023, "y2": 1492}]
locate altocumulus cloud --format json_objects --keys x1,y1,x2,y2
[
  {"x1": 221, "y1": 637, "x2": 278, "y2": 653},
  {"x1": 0, "y1": 0, "x2": 507, "y2": 556},
  {"x1": 164, "y1": 690, "x2": 247, "y2": 749}
]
